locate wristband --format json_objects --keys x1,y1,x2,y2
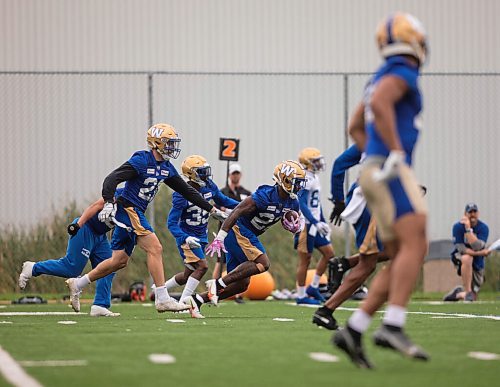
[
  {"x1": 466, "y1": 228, "x2": 473, "y2": 234},
  {"x1": 216, "y1": 230, "x2": 228, "y2": 241}
]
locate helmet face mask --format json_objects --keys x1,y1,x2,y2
[
  {"x1": 147, "y1": 123, "x2": 182, "y2": 160},
  {"x1": 310, "y1": 156, "x2": 326, "y2": 172},
  {"x1": 195, "y1": 165, "x2": 212, "y2": 183},
  {"x1": 159, "y1": 137, "x2": 181, "y2": 160}
]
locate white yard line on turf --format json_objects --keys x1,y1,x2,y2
[
  {"x1": 287, "y1": 303, "x2": 500, "y2": 321},
  {"x1": 19, "y1": 360, "x2": 88, "y2": 367},
  {"x1": 0, "y1": 312, "x2": 87, "y2": 316},
  {"x1": 0, "y1": 346, "x2": 42, "y2": 387}
]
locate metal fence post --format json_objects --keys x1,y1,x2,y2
[
  {"x1": 146, "y1": 73, "x2": 155, "y2": 230},
  {"x1": 343, "y1": 74, "x2": 351, "y2": 257}
]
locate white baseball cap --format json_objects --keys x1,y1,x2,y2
[{"x1": 229, "y1": 163, "x2": 242, "y2": 174}]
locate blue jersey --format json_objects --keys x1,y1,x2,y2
[
  {"x1": 119, "y1": 150, "x2": 179, "y2": 212},
  {"x1": 330, "y1": 145, "x2": 363, "y2": 202},
  {"x1": 239, "y1": 185, "x2": 300, "y2": 236},
  {"x1": 452, "y1": 220, "x2": 489, "y2": 271},
  {"x1": 363, "y1": 56, "x2": 422, "y2": 165},
  {"x1": 168, "y1": 179, "x2": 239, "y2": 245},
  {"x1": 86, "y1": 188, "x2": 124, "y2": 235}
]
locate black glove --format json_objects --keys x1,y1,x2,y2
[
  {"x1": 67, "y1": 223, "x2": 80, "y2": 237},
  {"x1": 329, "y1": 200, "x2": 346, "y2": 226}
]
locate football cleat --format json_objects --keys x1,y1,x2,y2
[
  {"x1": 184, "y1": 296, "x2": 205, "y2": 319},
  {"x1": 464, "y1": 291, "x2": 475, "y2": 302},
  {"x1": 205, "y1": 279, "x2": 220, "y2": 306},
  {"x1": 350, "y1": 286, "x2": 368, "y2": 301},
  {"x1": 273, "y1": 160, "x2": 307, "y2": 199},
  {"x1": 147, "y1": 123, "x2": 181, "y2": 160},
  {"x1": 298, "y1": 147, "x2": 326, "y2": 172},
  {"x1": 312, "y1": 307, "x2": 338, "y2": 330},
  {"x1": 65, "y1": 278, "x2": 82, "y2": 313},
  {"x1": 373, "y1": 325, "x2": 430, "y2": 361},
  {"x1": 155, "y1": 298, "x2": 190, "y2": 313},
  {"x1": 18, "y1": 261, "x2": 35, "y2": 290},
  {"x1": 306, "y1": 285, "x2": 326, "y2": 302},
  {"x1": 90, "y1": 305, "x2": 121, "y2": 317},
  {"x1": 443, "y1": 286, "x2": 463, "y2": 302},
  {"x1": 333, "y1": 327, "x2": 373, "y2": 369},
  {"x1": 181, "y1": 155, "x2": 212, "y2": 187},
  {"x1": 376, "y1": 12, "x2": 427, "y2": 65},
  {"x1": 296, "y1": 296, "x2": 321, "y2": 305}
]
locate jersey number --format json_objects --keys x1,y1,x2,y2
[
  {"x1": 138, "y1": 177, "x2": 159, "y2": 202},
  {"x1": 310, "y1": 190, "x2": 319, "y2": 208},
  {"x1": 186, "y1": 206, "x2": 209, "y2": 226},
  {"x1": 250, "y1": 213, "x2": 276, "y2": 231}
]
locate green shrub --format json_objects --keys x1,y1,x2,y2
[{"x1": 2, "y1": 187, "x2": 498, "y2": 294}]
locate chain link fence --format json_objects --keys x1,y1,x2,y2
[{"x1": 1, "y1": 71, "x2": 499, "y2": 246}]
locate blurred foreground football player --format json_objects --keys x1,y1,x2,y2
[
  {"x1": 185, "y1": 161, "x2": 306, "y2": 316},
  {"x1": 333, "y1": 13, "x2": 430, "y2": 368},
  {"x1": 66, "y1": 124, "x2": 226, "y2": 314},
  {"x1": 165, "y1": 155, "x2": 239, "y2": 318}
]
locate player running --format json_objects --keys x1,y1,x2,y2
[
  {"x1": 294, "y1": 148, "x2": 334, "y2": 305},
  {"x1": 184, "y1": 160, "x2": 306, "y2": 316},
  {"x1": 165, "y1": 155, "x2": 239, "y2": 318},
  {"x1": 332, "y1": 13, "x2": 429, "y2": 368},
  {"x1": 65, "y1": 123, "x2": 227, "y2": 314}
]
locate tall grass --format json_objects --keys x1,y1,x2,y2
[{"x1": 1, "y1": 186, "x2": 499, "y2": 294}]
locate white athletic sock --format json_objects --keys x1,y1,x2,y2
[
  {"x1": 180, "y1": 277, "x2": 200, "y2": 300},
  {"x1": 76, "y1": 274, "x2": 91, "y2": 290},
  {"x1": 297, "y1": 285, "x2": 306, "y2": 298},
  {"x1": 311, "y1": 274, "x2": 321, "y2": 288},
  {"x1": 348, "y1": 309, "x2": 372, "y2": 333},
  {"x1": 217, "y1": 278, "x2": 227, "y2": 288},
  {"x1": 155, "y1": 285, "x2": 169, "y2": 303},
  {"x1": 383, "y1": 304, "x2": 407, "y2": 328},
  {"x1": 195, "y1": 294, "x2": 205, "y2": 304},
  {"x1": 165, "y1": 276, "x2": 180, "y2": 290}
]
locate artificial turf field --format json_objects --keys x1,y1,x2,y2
[{"x1": 0, "y1": 299, "x2": 499, "y2": 387}]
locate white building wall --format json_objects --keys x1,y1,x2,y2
[
  {"x1": 0, "y1": 0, "x2": 499, "y2": 241},
  {"x1": 1, "y1": 0, "x2": 498, "y2": 73}
]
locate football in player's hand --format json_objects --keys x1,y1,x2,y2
[
  {"x1": 282, "y1": 210, "x2": 299, "y2": 224},
  {"x1": 281, "y1": 210, "x2": 300, "y2": 233}
]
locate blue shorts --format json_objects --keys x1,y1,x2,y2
[
  {"x1": 359, "y1": 162, "x2": 427, "y2": 241},
  {"x1": 294, "y1": 223, "x2": 330, "y2": 254},
  {"x1": 110, "y1": 204, "x2": 154, "y2": 256},
  {"x1": 354, "y1": 207, "x2": 383, "y2": 255},
  {"x1": 225, "y1": 223, "x2": 266, "y2": 272},
  {"x1": 176, "y1": 241, "x2": 208, "y2": 265}
]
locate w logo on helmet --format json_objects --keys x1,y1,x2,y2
[
  {"x1": 150, "y1": 127, "x2": 164, "y2": 138},
  {"x1": 280, "y1": 164, "x2": 296, "y2": 177}
]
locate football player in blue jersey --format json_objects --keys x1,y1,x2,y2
[
  {"x1": 65, "y1": 124, "x2": 227, "y2": 314},
  {"x1": 165, "y1": 155, "x2": 239, "y2": 318},
  {"x1": 184, "y1": 160, "x2": 306, "y2": 316},
  {"x1": 18, "y1": 192, "x2": 123, "y2": 317},
  {"x1": 294, "y1": 148, "x2": 334, "y2": 305},
  {"x1": 333, "y1": 13, "x2": 430, "y2": 368}
]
